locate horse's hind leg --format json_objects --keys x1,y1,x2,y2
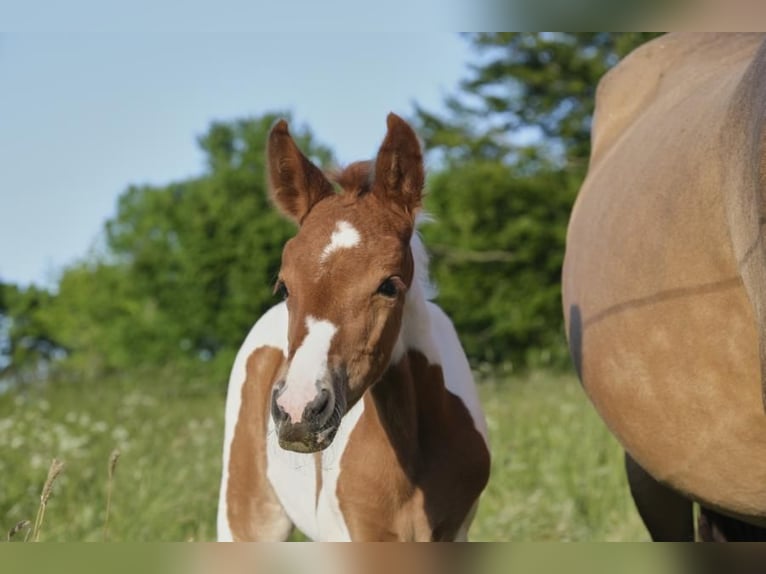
[
  {"x1": 453, "y1": 501, "x2": 480, "y2": 542},
  {"x1": 625, "y1": 451, "x2": 694, "y2": 541},
  {"x1": 698, "y1": 506, "x2": 766, "y2": 541}
]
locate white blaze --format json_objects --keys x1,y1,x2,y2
[
  {"x1": 320, "y1": 220, "x2": 360, "y2": 263},
  {"x1": 277, "y1": 316, "x2": 337, "y2": 423}
]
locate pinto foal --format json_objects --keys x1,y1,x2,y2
[{"x1": 217, "y1": 114, "x2": 490, "y2": 541}]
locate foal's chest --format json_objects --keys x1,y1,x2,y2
[
  {"x1": 265, "y1": 393, "x2": 485, "y2": 541},
  {"x1": 265, "y1": 401, "x2": 434, "y2": 541},
  {"x1": 265, "y1": 400, "x2": 365, "y2": 541}
]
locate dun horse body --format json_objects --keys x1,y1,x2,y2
[
  {"x1": 563, "y1": 33, "x2": 766, "y2": 540},
  {"x1": 217, "y1": 114, "x2": 490, "y2": 541}
]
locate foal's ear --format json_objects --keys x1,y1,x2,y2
[
  {"x1": 373, "y1": 113, "x2": 424, "y2": 216},
  {"x1": 267, "y1": 120, "x2": 334, "y2": 224}
]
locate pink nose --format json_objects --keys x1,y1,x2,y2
[{"x1": 272, "y1": 382, "x2": 334, "y2": 427}]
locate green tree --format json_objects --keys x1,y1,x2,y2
[
  {"x1": 2, "y1": 113, "x2": 333, "y2": 383},
  {"x1": 422, "y1": 163, "x2": 579, "y2": 367},
  {"x1": 0, "y1": 282, "x2": 8, "y2": 371},
  {"x1": 0, "y1": 282, "x2": 64, "y2": 382},
  {"x1": 417, "y1": 33, "x2": 660, "y2": 169},
  {"x1": 92, "y1": 114, "x2": 332, "y2": 375},
  {"x1": 43, "y1": 262, "x2": 174, "y2": 379},
  {"x1": 418, "y1": 33, "x2": 660, "y2": 368}
]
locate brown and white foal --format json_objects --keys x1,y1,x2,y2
[{"x1": 217, "y1": 114, "x2": 490, "y2": 541}]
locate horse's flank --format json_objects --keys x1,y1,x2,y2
[{"x1": 563, "y1": 33, "x2": 766, "y2": 525}]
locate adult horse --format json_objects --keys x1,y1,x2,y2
[
  {"x1": 563, "y1": 33, "x2": 766, "y2": 540},
  {"x1": 217, "y1": 114, "x2": 490, "y2": 541}
]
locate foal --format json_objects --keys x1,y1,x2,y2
[{"x1": 217, "y1": 114, "x2": 490, "y2": 541}]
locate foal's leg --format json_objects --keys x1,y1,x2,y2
[
  {"x1": 247, "y1": 491, "x2": 294, "y2": 541},
  {"x1": 625, "y1": 451, "x2": 694, "y2": 541},
  {"x1": 221, "y1": 346, "x2": 294, "y2": 541},
  {"x1": 220, "y1": 449, "x2": 294, "y2": 541},
  {"x1": 221, "y1": 448, "x2": 295, "y2": 541}
]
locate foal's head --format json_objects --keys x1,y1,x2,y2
[{"x1": 267, "y1": 114, "x2": 424, "y2": 453}]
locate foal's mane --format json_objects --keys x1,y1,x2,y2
[
  {"x1": 328, "y1": 161, "x2": 373, "y2": 196},
  {"x1": 327, "y1": 161, "x2": 435, "y2": 302}
]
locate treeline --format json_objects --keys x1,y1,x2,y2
[{"x1": 0, "y1": 33, "x2": 659, "y2": 385}]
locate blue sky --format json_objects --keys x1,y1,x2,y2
[{"x1": 0, "y1": 29, "x2": 472, "y2": 287}]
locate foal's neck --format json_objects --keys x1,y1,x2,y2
[{"x1": 368, "y1": 276, "x2": 437, "y2": 467}]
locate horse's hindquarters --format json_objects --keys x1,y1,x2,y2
[
  {"x1": 573, "y1": 276, "x2": 766, "y2": 522},
  {"x1": 563, "y1": 33, "x2": 766, "y2": 526},
  {"x1": 564, "y1": 171, "x2": 766, "y2": 524}
]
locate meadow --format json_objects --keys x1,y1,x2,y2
[{"x1": 0, "y1": 369, "x2": 647, "y2": 542}]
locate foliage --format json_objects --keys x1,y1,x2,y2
[
  {"x1": 3, "y1": 115, "x2": 332, "y2": 381},
  {"x1": 416, "y1": 33, "x2": 660, "y2": 367},
  {"x1": 416, "y1": 32, "x2": 661, "y2": 167},
  {"x1": 0, "y1": 282, "x2": 63, "y2": 382},
  {"x1": 101, "y1": 115, "x2": 331, "y2": 369},
  {"x1": 422, "y1": 163, "x2": 578, "y2": 367},
  {"x1": 44, "y1": 262, "x2": 180, "y2": 380}
]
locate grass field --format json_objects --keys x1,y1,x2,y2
[{"x1": 0, "y1": 369, "x2": 647, "y2": 542}]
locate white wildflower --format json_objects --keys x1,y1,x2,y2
[{"x1": 91, "y1": 421, "x2": 108, "y2": 433}]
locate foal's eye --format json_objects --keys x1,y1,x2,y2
[
  {"x1": 376, "y1": 277, "x2": 400, "y2": 298},
  {"x1": 274, "y1": 280, "x2": 289, "y2": 300}
]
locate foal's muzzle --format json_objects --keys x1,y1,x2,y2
[{"x1": 271, "y1": 379, "x2": 341, "y2": 453}]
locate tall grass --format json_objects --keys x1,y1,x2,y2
[
  {"x1": 473, "y1": 371, "x2": 647, "y2": 541},
  {"x1": 103, "y1": 448, "x2": 121, "y2": 541},
  {"x1": 0, "y1": 370, "x2": 646, "y2": 541},
  {"x1": 29, "y1": 457, "x2": 65, "y2": 541},
  {"x1": 0, "y1": 377, "x2": 222, "y2": 542}
]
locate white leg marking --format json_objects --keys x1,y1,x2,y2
[
  {"x1": 320, "y1": 220, "x2": 361, "y2": 263},
  {"x1": 278, "y1": 316, "x2": 338, "y2": 423}
]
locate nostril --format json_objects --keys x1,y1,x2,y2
[
  {"x1": 305, "y1": 388, "x2": 332, "y2": 424},
  {"x1": 271, "y1": 388, "x2": 288, "y2": 425},
  {"x1": 273, "y1": 379, "x2": 286, "y2": 398}
]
